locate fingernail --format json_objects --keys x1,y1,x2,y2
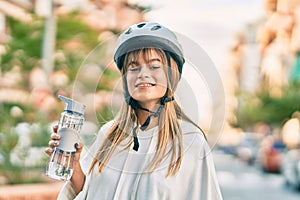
[
  {"x1": 54, "y1": 141, "x2": 58, "y2": 145},
  {"x1": 55, "y1": 135, "x2": 59, "y2": 139},
  {"x1": 77, "y1": 143, "x2": 80, "y2": 147}
]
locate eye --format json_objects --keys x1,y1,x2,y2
[
  {"x1": 148, "y1": 58, "x2": 162, "y2": 70},
  {"x1": 128, "y1": 66, "x2": 140, "y2": 72},
  {"x1": 150, "y1": 65, "x2": 161, "y2": 70}
]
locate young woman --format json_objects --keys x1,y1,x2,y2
[{"x1": 46, "y1": 22, "x2": 223, "y2": 200}]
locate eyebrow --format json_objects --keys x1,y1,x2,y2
[
  {"x1": 127, "y1": 61, "x2": 137, "y2": 66},
  {"x1": 149, "y1": 58, "x2": 162, "y2": 63},
  {"x1": 128, "y1": 58, "x2": 162, "y2": 66}
]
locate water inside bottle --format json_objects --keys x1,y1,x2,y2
[
  {"x1": 59, "y1": 112, "x2": 84, "y2": 132},
  {"x1": 46, "y1": 148, "x2": 75, "y2": 181}
]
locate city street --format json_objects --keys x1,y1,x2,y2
[{"x1": 214, "y1": 152, "x2": 300, "y2": 200}]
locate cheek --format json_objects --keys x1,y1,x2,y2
[
  {"x1": 157, "y1": 73, "x2": 168, "y2": 88},
  {"x1": 126, "y1": 75, "x2": 135, "y2": 94},
  {"x1": 155, "y1": 75, "x2": 168, "y2": 96},
  {"x1": 157, "y1": 87, "x2": 167, "y2": 97}
]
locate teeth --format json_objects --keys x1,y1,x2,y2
[{"x1": 138, "y1": 83, "x2": 153, "y2": 87}]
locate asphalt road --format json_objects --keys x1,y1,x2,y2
[{"x1": 213, "y1": 152, "x2": 300, "y2": 200}]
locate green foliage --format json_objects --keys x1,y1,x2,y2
[
  {"x1": 0, "y1": 130, "x2": 20, "y2": 184},
  {"x1": 56, "y1": 13, "x2": 99, "y2": 51},
  {"x1": 235, "y1": 82, "x2": 300, "y2": 129},
  {"x1": 1, "y1": 17, "x2": 43, "y2": 72},
  {"x1": 97, "y1": 68, "x2": 120, "y2": 91},
  {"x1": 0, "y1": 122, "x2": 50, "y2": 184},
  {"x1": 29, "y1": 123, "x2": 51, "y2": 147},
  {"x1": 97, "y1": 106, "x2": 117, "y2": 127},
  {"x1": 56, "y1": 51, "x2": 85, "y2": 82},
  {"x1": 1, "y1": 14, "x2": 99, "y2": 73},
  {"x1": 124, "y1": 2, "x2": 152, "y2": 13},
  {"x1": 0, "y1": 103, "x2": 35, "y2": 133},
  {"x1": 0, "y1": 131, "x2": 18, "y2": 158},
  {"x1": 7, "y1": 18, "x2": 43, "y2": 58},
  {"x1": 55, "y1": 14, "x2": 101, "y2": 82}
]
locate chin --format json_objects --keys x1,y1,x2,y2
[{"x1": 133, "y1": 96, "x2": 161, "y2": 104}]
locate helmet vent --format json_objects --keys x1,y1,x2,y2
[
  {"x1": 151, "y1": 25, "x2": 161, "y2": 31},
  {"x1": 125, "y1": 28, "x2": 133, "y2": 35},
  {"x1": 137, "y1": 23, "x2": 146, "y2": 28}
]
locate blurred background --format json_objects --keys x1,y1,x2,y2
[{"x1": 1, "y1": 0, "x2": 300, "y2": 199}]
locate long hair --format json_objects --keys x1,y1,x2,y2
[{"x1": 89, "y1": 48, "x2": 206, "y2": 176}]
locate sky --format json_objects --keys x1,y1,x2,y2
[{"x1": 133, "y1": 0, "x2": 265, "y2": 68}]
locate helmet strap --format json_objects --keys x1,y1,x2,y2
[
  {"x1": 128, "y1": 96, "x2": 174, "y2": 151},
  {"x1": 132, "y1": 125, "x2": 139, "y2": 151}
]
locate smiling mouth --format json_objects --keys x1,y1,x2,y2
[{"x1": 135, "y1": 83, "x2": 155, "y2": 87}]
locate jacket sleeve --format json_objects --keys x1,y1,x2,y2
[{"x1": 57, "y1": 181, "x2": 76, "y2": 200}]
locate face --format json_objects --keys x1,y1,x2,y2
[{"x1": 125, "y1": 49, "x2": 168, "y2": 108}]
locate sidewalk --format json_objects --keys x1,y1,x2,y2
[{"x1": 0, "y1": 182, "x2": 64, "y2": 200}]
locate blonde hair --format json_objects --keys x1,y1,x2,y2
[{"x1": 89, "y1": 48, "x2": 205, "y2": 176}]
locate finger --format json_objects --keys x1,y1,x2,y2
[
  {"x1": 53, "y1": 125, "x2": 58, "y2": 133},
  {"x1": 75, "y1": 142, "x2": 83, "y2": 152},
  {"x1": 44, "y1": 147, "x2": 54, "y2": 156},
  {"x1": 74, "y1": 142, "x2": 84, "y2": 160},
  {"x1": 51, "y1": 133, "x2": 60, "y2": 140},
  {"x1": 48, "y1": 140, "x2": 59, "y2": 148}
]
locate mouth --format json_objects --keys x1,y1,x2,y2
[{"x1": 135, "y1": 82, "x2": 156, "y2": 87}]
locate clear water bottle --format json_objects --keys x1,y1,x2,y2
[{"x1": 46, "y1": 95, "x2": 86, "y2": 181}]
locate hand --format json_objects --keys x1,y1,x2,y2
[
  {"x1": 45, "y1": 124, "x2": 85, "y2": 192},
  {"x1": 44, "y1": 125, "x2": 84, "y2": 160}
]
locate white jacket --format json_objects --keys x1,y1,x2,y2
[{"x1": 57, "y1": 120, "x2": 223, "y2": 200}]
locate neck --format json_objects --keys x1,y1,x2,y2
[
  {"x1": 137, "y1": 104, "x2": 160, "y2": 130},
  {"x1": 138, "y1": 100, "x2": 160, "y2": 110}
]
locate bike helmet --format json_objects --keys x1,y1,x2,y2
[{"x1": 114, "y1": 22, "x2": 185, "y2": 73}]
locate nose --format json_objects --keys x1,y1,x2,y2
[{"x1": 138, "y1": 65, "x2": 150, "y2": 78}]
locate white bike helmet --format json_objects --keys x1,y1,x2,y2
[{"x1": 114, "y1": 22, "x2": 185, "y2": 73}]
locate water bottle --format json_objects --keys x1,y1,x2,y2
[{"x1": 46, "y1": 95, "x2": 86, "y2": 181}]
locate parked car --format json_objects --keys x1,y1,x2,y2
[
  {"x1": 258, "y1": 135, "x2": 286, "y2": 173},
  {"x1": 236, "y1": 132, "x2": 261, "y2": 165},
  {"x1": 217, "y1": 132, "x2": 260, "y2": 165}
]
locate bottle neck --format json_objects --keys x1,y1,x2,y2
[{"x1": 64, "y1": 110, "x2": 83, "y2": 116}]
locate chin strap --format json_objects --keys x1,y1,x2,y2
[
  {"x1": 132, "y1": 125, "x2": 139, "y2": 151},
  {"x1": 130, "y1": 96, "x2": 174, "y2": 151}
]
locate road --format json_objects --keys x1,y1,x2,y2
[{"x1": 213, "y1": 152, "x2": 300, "y2": 200}]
